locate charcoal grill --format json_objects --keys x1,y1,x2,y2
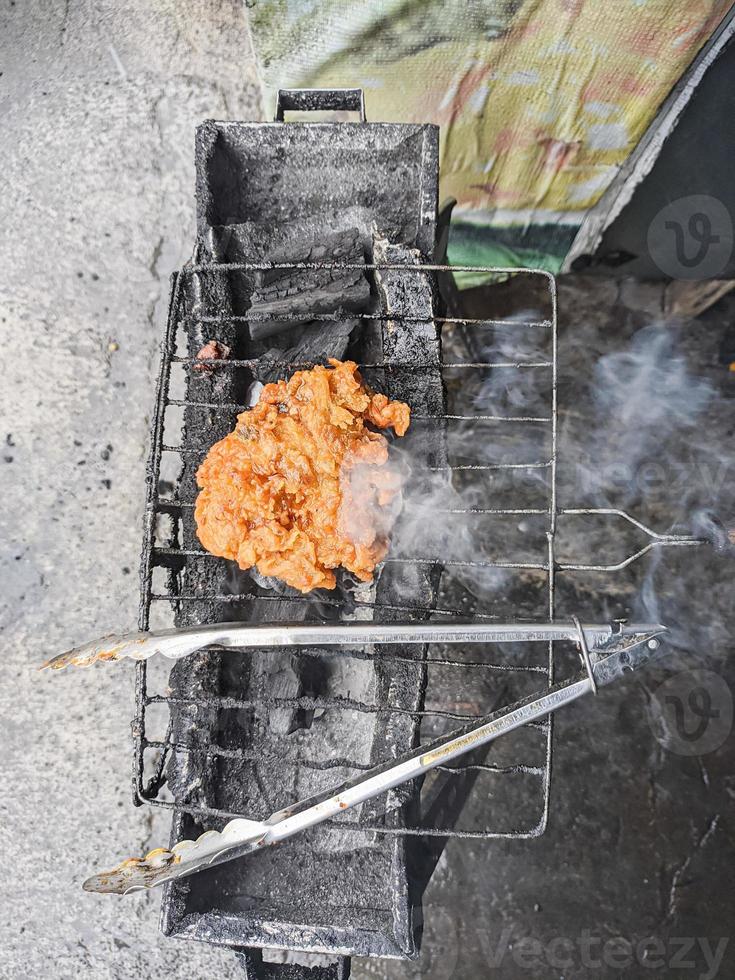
[{"x1": 129, "y1": 91, "x2": 701, "y2": 977}]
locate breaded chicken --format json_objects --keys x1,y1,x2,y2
[{"x1": 194, "y1": 359, "x2": 410, "y2": 592}]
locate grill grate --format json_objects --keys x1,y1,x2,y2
[{"x1": 133, "y1": 263, "x2": 699, "y2": 844}]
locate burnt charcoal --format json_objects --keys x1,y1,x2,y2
[
  {"x1": 254, "y1": 226, "x2": 364, "y2": 278},
  {"x1": 165, "y1": 650, "x2": 224, "y2": 807},
  {"x1": 372, "y1": 236, "x2": 445, "y2": 420},
  {"x1": 255, "y1": 319, "x2": 360, "y2": 383},
  {"x1": 248, "y1": 273, "x2": 368, "y2": 337},
  {"x1": 210, "y1": 211, "x2": 371, "y2": 266},
  {"x1": 248, "y1": 228, "x2": 369, "y2": 340}
]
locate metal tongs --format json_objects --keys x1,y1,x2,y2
[{"x1": 46, "y1": 619, "x2": 666, "y2": 894}]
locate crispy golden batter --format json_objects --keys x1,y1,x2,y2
[{"x1": 194, "y1": 359, "x2": 410, "y2": 592}]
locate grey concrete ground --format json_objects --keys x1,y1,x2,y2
[
  {"x1": 2, "y1": 4, "x2": 734, "y2": 980},
  {"x1": 1, "y1": 2, "x2": 262, "y2": 976}
]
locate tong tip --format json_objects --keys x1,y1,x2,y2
[
  {"x1": 82, "y1": 819, "x2": 269, "y2": 895},
  {"x1": 39, "y1": 633, "x2": 146, "y2": 672},
  {"x1": 82, "y1": 849, "x2": 181, "y2": 895}
]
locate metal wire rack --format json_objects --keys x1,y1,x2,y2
[{"x1": 133, "y1": 262, "x2": 701, "y2": 842}]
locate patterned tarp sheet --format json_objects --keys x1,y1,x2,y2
[{"x1": 249, "y1": 0, "x2": 731, "y2": 272}]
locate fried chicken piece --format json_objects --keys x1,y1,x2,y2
[{"x1": 194, "y1": 359, "x2": 410, "y2": 592}]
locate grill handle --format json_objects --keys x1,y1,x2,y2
[{"x1": 275, "y1": 87, "x2": 366, "y2": 122}]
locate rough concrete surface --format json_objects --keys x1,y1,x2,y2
[
  {"x1": 3, "y1": 5, "x2": 734, "y2": 980},
  {"x1": 0, "y1": 3, "x2": 262, "y2": 977}
]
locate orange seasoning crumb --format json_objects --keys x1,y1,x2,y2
[
  {"x1": 194, "y1": 359, "x2": 410, "y2": 593},
  {"x1": 194, "y1": 339, "x2": 231, "y2": 372}
]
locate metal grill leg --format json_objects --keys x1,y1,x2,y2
[{"x1": 236, "y1": 950, "x2": 351, "y2": 980}]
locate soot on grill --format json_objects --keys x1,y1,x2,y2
[{"x1": 159, "y1": 112, "x2": 444, "y2": 960}]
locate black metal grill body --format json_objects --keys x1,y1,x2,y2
[{"x1": 146, "y1": 112, "x2": 444, "y2": 959}]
